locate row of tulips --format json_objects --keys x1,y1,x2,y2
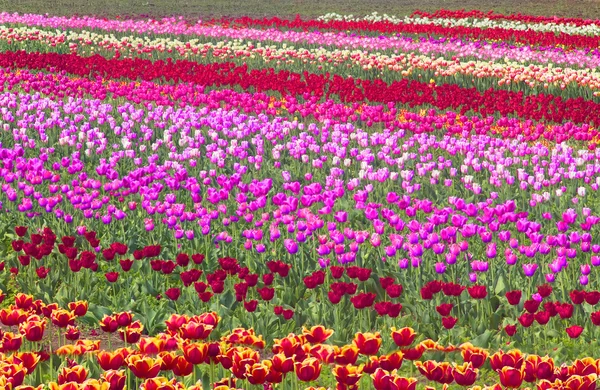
[
  {"x1": 0, "y1": 67, "x2": 599, "y2": 151},
  {"x1": 3, "y1": 50, "x2": 600, "y2": 126},
  {"x1": 227, "y1": 15, "x2": 600, "y2": 50},
  {"x1": 4, "y1": 25, "x2": 600, "y2": 100},
  {"x1": 11, "y1": 219, "x2": 600, "y2": 349},
  {"x1": 411, "y1": 9, "x2": 600, "y2": 28},
  {"x1": 0, "y1": 66, "x2": 597, "y2": 146},
  {"x1": 2, "y1": 292, "x2": 600, "y2": 389},
  {"x1": 1, "y1": 87, "x2": 600, "y2": 291},
  {"x1": 317, "y1": 12, "x2": 600, "y2": 37},
  {"x1": 3, "y1": 13, "x2": 600, "y2": 72},
  {"x1": 1, "y1": 88, "x2": 600, "y2": 250}
]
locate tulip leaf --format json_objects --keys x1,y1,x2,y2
[
  {"x1": 471, "y1": 329, "x2": 492, "y2": 348},
  {"x1": 219, "y1": 290, "x2": 235, "y2": 309},
  {"x1": 494, "y1": 274, "x2": 506, "y2": 295}
]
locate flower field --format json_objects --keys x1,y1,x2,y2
[{"x1": 1, "y1": 8, "x2": 600, "y2": 389}]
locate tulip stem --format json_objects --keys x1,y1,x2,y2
[{"x1": 209, "y1": 361, "x2": 215, "y2": 387}]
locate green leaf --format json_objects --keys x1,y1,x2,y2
[
  {"x1": 494, "y1": 274, "x2": 506, "y2": 295},
  {"x1": 471, "y1": 330, "x2": 492, "y2": 348}
]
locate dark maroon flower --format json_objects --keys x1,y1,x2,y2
[
  {"x1": 505, "y1": 290, "x2": 522, "y2": 306},
  {"x1": 330, "y1": 266, "x2": 344, "y2": 279},
  {"x1": 105, "y1": 272, "x2": 119, "y2": 283},
  {"x1": 257, "y1": 287, "x2": 275, "y2": 301},
  {"x1": 441, "y1": 316, "x2": 458, "y2": 329},
  {"x1": 436, "y1": 303, "x2": 454, "y2": 317},
  {"x1": 244, "y1": 300, "x2": 258, "y2": 312},
  {"x1": 165, "y1": 288, "x2": 181, "y2": 301},
  {"x1": 504, "y1": 324, "x2": 517, "y2": 336}
]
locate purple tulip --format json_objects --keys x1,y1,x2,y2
[{"x1": 522, "y1": 264, "x2": 538, "y2": 277}]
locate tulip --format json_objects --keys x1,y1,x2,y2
[
  {"x1": 452, "y1": 362, "x2": 478, "y2": 386},
  {"x1": 295, "y1": 358, "x2": 321, "y2": 382},
  {"x1": 391, "y1": 327, "x2": 416, "y2": 347},
  {"x1": 498, "y1": 366, "x2": 525, "y2": 388},
  {"x1": 126, "y1": 355, "x2": 162, "y2": 379},
  {"x1": 303, "y1": 325, "x2": 334, "y2": 343},
  {"x1": 353, "y1": 332, "x2": 382, "y2": 355}
]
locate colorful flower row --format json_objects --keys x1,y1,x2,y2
[
  {"x1": 3, "y1": 50, "x2": 600, "y2": 126},
  {"x1": 1, "y1": 295, "x2": 600, "y2": 389},
  {"x1": 229, "y1": 16, "x2": 600, "y2": 50},
  {"x1": 317, "y1": 12, "x2": 600, "y2": 37},
  {"x1": 4, "y1": 25, "x2": 600, "y2": 100}
]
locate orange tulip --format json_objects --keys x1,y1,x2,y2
[
  {"x1": 68, "y1": 301, "x2": 88, "y2": 317},
  {"x1": 302, "y1": 325, "x2": 334, "y2": 343},
  {"x1": 271, "y1": 353, "x2": 294, "y2": 373},
  {"x1": 139, "y1": 377, "x2": 184, "y2": 390},
  {"x1": 421, "y1": 339, "x2": 440, "y2": 350},
  {"x1": 99, "y1": 315, "x2": 119, "y2": 333},
  {"x1": 379, "y1": 351, "x2": 403, "y2": 371},
  {"x1": 452, "y1": 362, "x2": 478, "y2": 386},
  {"x1": 138, "y1": 337, "x2": 166, "y2": 355},
  {"x1": 165, "y1": 313, "x2": 189, "y2": 331},
  {"x1": 0, "y1": 308, "x2": 27, "y2": 326},
  {"x1": 48, "y1": 383, "x2": 82, "y2": 390},
  {"x1": 295, "y1": 357, "x2": 322, "y2": 382},
  {"x1": 391, "y1": 376, "x2": 418, "y2": 390},
  {"x1": 171, "y1": 355, "x2": 194, "y2": 377},
  {"x1": 181, "y1": 321, "x2": 213, "y2": 340},
  {"x1": 524, "y1": 354, "x2": 554, "y2": 382},
  {"x1": 490, "y1": 349, "x2": 524, "y2": 371},
  {"x1": 96, "y1": 350, "x2": 124, "y2": 371},
  {"x1": 460, "y1": 343, "x2": 489, "y2": 369},
  {"x1": 2, "y1": 332, "x2": 23, "y2": 351},
  {"x1": 19, "y1": 319, "x2": 46, "y2": 342},
  {"x1": 14, "y1": 293, "x2": 33, "y2": 309},
  {"x1": 333, "y1": 345, "x2": 359, "y2": 365},
  {"x1": 193, "y1": 311, "x2": 220, "y2": 327},
  {"x1": 10, "y1": 352, "x2": 41, "y2": 372},
  {"x1": 332, "y1": 364, "x2": 363, "y2": 386},
  {"x1": 157, "y1": 351, "x2": 177, "y2": 371},
  {"x1": 231, "y1": 347, "x2": 261, "y2": 379},
  {"x1": 272, "y1": 335, "x2": 304, "y2": 358},
  {"x1": 245, "y1": 362, "x2": 270, "y2": 385},
  {"x1": 570, "y1": 358, "x2": 600, "y2": 376},
  {"x1": 79, "y1": 379, "x2": 110, "y2": 390},
  {"x1": 353, "y1": 332, "x2": 382, "y2": 355},
  {"x1": 187, "y1": 381, "x2": 204, "y2": 390},
  {"x1": 310, "y1": 344, "x2": 336, "y2": 364},
  {"x1": 415, "y1": 360, "x2": 454, "y2": 384},
  {"x1": 401, "y1": 343, "x2": 425, "y2": 361},
  {"x1": 498, "y1": 366, "x2": 525, "y2": 388},
  {"x1": 58, "y1": 365, "x2": 88, "y2": 384},
  {"x1": 182, "y1": 342, "x2": 209, "y2": 365},
  {"x1": 76, "y1": 339, "x2": 101, "y2": 352},
  {"x1": 51, "y1": 310, "x2": 76, "y2": 328},
  {"x1": 55, "y1": 345, "x2": 79, "y2": 356},
  {"x1": 101, "y1": 370, "x2": 126, "y2": 390},
  {"x1": 390, "y1": 327, "x2": 416, "y2": 347},
  {"x1": 126, "y1": 355, "x2": 162, "y2": 379}
]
